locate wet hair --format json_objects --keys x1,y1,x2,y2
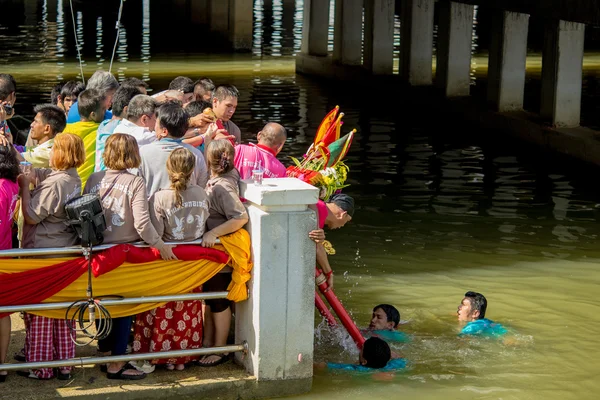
[
  {"x1": 0, "y1": 144, "x2": 19, "y2": 182},
  {"x1": 362, "y1": 337, "x2": 391, "y2": 369},
  {"x1": 33, "y1": 104, "x2": 67, "y2": 134},
  {"x1": 52, "y1": 133, "x2": 85, "y2": 170},
  {"x1": 212, "y1": 84, "x2": 239, "y2": 102},
  {"x1": 168, "y1": 76, "x2": 195, "y2": 94},
  {"x1": 86, "y1": 70, "x2": 119, "y2": 95},
  {"x1": 103, "y1": 133, "x2": 141, "y2": 170},
  {"x1": 111, "y1": 86, "x2": 143, "y2": 118},
  {"x1": 60, "y1": 80, "x2": 86, "y2": 101},
  {"x1": 50, "y1": 83, "x2": 64, "y2": 105},
  {"x1": 464, "y1": 291, "x2": 487, "y2": 319},
  {"x1": 0, "y1": 73, "x2": 16, "y2": 101},
  {"x1": 166, "y1": 147, "x2": 195, "y2": 208},
  {"x1": 329, "y1": 193, "x2": 355, "y2": 218},
  {"x1": 121, "y1": 77, "x2": 148, "y2": 90},
  {"x1": 194, "y1": 77, "x2": 215, "y2": 100},
  {"x1": 156, "y1": 101, "x2": 189, "y2": 138},
  {"x1": 184, "y1": 100, "x2": 212, "y2": 118},
  {"x1": 127, "y1": 94, "x2": 158, "y2": 121},
  {"x1": 206, "y1": 139, "x2": 235, "y2": 176},
  {"x1": 373, "y1": 304, "x2": 400, "y2": 328},
  {"x1": 77, "y1": 89, "x2": 106, "y2": 119},
  {"x1": 259, "y1": 122, "x2": 287, "y2": 148}
]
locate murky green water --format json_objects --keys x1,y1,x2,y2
[{"x1": 3, "y1": 1, "x2": 600, "y2": 399}]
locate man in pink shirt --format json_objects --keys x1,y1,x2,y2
[{"x1": 234, "y1": 122, "x2": 287, "y2": 179}]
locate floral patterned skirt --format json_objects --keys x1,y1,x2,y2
[{"x1": 133, "y1": 299, "x2": 203, "y2": 365}]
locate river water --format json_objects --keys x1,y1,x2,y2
[{"x1": 2, "y1": 1, "x2": 600, "y2": 399}]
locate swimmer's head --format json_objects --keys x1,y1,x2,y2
[
  {"x1": 359, "y1": 337, "x2": 391, "y2": 369},
  {"x1": 458, "y1": 291, "x2": 487, "y2": 321},
  {"x1": 369, "y1": 304, "x2": 400, "y2": 330}
]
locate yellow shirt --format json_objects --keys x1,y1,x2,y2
[{"x1": 62, "y1": 121, "x2": 100, "y2": 188}]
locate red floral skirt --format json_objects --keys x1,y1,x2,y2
[{"x1": 133, "y1": 299, "x2": 203, "y2": 365}]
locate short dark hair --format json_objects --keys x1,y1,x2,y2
[
  {"x1": 212, "y1": 84, "x2": 239, "y2": 102},
  {"x1": 0, "y1": 74, "x2": 16, "y2": 101},
  {"x1": 77, "y1": 89, "x2": 105, "y2": 118},
  {"x1": 60, "y1": 80, "x2": 86, "y2": 100},
  {"x1": 168, "y1": 76, "x2": 195, "y2": 94},
  {"x1": 464, "y1": 291, "x2": 487, "y2": 319},
  {"x1": 0, "y1": 144, "x2": 19, "y2": 182},
  {"x1": 329, "y1": 193, "x2": 355, "y2": 217},
  {"x1": 34, "y1": 104, "x2": 67, "y2": 134},
  {"x1": 362, "y1": 337, "x2": 391, "y2": 369},
  {"x1": 156, "y1": 101, "x2": 189, "y2": 138},
  {"x1": 194, "y1": 77, "x2": 215, "y2": 98},
  {"x1": 50, "y1": 83, "x2": 64, "y2": 105},
  {"x1": 111, "y1": 86, "x2": 143, "y2": 118},
  {"x1": 121, "y1": 77, "x2": 148, "y2": 90},
  {"x1": 373, "y1": 304, "x2": 400, "y2": 328},
  {"x1": 184, "y1": 100, "x2": 212, "y2": 118}
]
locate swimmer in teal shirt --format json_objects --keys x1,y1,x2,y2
[
  {"x1": 326, "y1": 337, "x2": 407, "y2": 372},
  {"x1": 362, "y1": 304, "x2": 411, "y2": 343},
  {"x1": 457, "y1": 291, "x2": 507, "y2": 337}
]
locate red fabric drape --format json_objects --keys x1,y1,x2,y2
[{"x1": 0, "y1": 244, "x2": 229, "y2": 318}]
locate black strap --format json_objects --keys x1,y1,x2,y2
[{"x1": 100, "y1": 172, "x2": 124, "y2": 202}]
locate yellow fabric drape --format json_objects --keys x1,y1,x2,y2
[{"x1": 0, "y1": 229, "x2": 252, "y2": 319}]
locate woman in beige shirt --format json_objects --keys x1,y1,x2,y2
[
  {"x1": 83, "y1": 133, "x2": 175, "y2": 380},
  {"x1": 18, "y1": 133, "x2": 84, "y2": 380},
  {"x1": 133, "y1": 148, "x2": 210, "y2": 371},
  {"x1": 197, "y1": 139, "x2": 248, "y2": 367}
]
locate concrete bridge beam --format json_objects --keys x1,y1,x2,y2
[
  {"x1": 400, "y1": 0, "x2": 435, "y2": 86},
  {"x1": 487, "y1": 11, "x2": 529, "y2": 111},
  {"x1": 210, "y1": 0, "x2": 230, "y2": 36},
  {"x1": 333, "y1": 0, "x2": 363, "y2": 66},
  {"x1": 300, "y1": 0, "x2": 331, "y2": 57},
  {"x1": 229, "y1": 0, "x2": 253, "y2": 50},
  {"x1": 364, "y1": 0, "x2": 395, "y2": 75},
  {"x1": 435, "y1": 1, "x2": 475, "y2": 97},
  {"x1": 541, "y1": 20, "x2": 585, "y2": 127}
]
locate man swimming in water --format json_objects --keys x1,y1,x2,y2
[
  {"x1": 363, "y1": 304, "x2": 410, "y2": 343},
  {"x1": 457, "y1": 291, "x2": 507, "y2": 337},
  {"x1": 325, "y1": 337, "x2": 406, "y2": 372}
]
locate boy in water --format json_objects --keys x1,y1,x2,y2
[
  {"x1": 457, "y1": 291, "x2": 507, "y2": 337},
  {"x1": 325, "y1": 337, "x2": 406, "y2": 372},
  {"x1": 364, "y1": 304, "x2": 410, "y2": 343}
]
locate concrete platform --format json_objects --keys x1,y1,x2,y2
[{"x1": 1, "y1": 314, "x2": 310, "y2": 400}]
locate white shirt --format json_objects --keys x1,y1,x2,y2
[{"x1": 113, "y1": 119, "x2": 157, "y2": 147}]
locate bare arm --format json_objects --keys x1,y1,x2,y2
[
  {"x1": 201, "y1": 216, "x2": 248, "y2": 247},
  {"x1": 18, "y1": 176, "x2": 37, "y2": 225}
]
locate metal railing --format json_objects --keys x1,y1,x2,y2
[
  {"x1": 0, "y1": 239, "x2": 243, "y2": 372},
  {"x1": 0, "y1": 238, "x2": 218, "y2": 258}
]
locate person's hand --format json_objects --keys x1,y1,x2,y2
[
  {"x1": 325, "y1": 272, "x2": 333, "y2": 292},
  {"x1": 156, "y1": 243, "x2": 178, "y2": 260},
  {"x1": 309, "y1": 229, "x2": 325, "y2": 243},
  {"x1": 17, "y1": 174, "x2": 29, "y2": 189},
  {"x1": 189, "y1": 113, "x2": 215, "y2": 128},
  {"x1": 204, "y1": 123, "x2": 227, "y2": 141},
  {"x1": 201, "y1": 230, "x2": 218, "y2": 247},
  {"x1": 214, "y1": 131, "x2": 236, "y2": 143}
]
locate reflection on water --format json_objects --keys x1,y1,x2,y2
[{"x1": 2, "y1": 1, "x2": 600, "y2": 399}]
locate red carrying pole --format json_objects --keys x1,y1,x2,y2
[
  {"x1": 315, "y1": 291, "x2": 337, "y2": 326},
  {"x1": 315, "y1": 268, "x2": 366, "y2": 349}
]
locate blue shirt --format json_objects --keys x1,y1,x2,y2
[
  {"x1": 94, "y1": 119, "x2": 122, "y2": 172},
  {"x1": 67, "y1": 101, "x2": 112, "y2": 123},
  {"x1": 459, "y1": 318, "x2": 507, "y2": 337},
  {"x1": 368, "y1": 329, "x2": 411, "y2": 343},
  {"x1": 327, "y1": 358, "x2": 407, "y2": 372}
]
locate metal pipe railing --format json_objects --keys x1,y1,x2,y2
[
  {"x1": 0, "y1": 238, "x2": 220, "y2": 258},
  {"x1": 0, "y1": 292, "x2": 230, "y2": 314},
  {"x1": 0, "y1": 343, "x2": 247, "y2": 371}
]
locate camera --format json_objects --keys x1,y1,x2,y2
[{"x1": 2, "y1": 104, "x2": 13, "y2": 115}]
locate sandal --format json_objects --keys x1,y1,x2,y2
[
  {"x1": 196, "y1": 353, "x2": 230, "y2": 367},
  {"x1": 13, "y1": 348, "x2": 25, "y2": 362},
  {"x1": 106, "y1": 363, "x2": 146, "y2": 380},
  {"x1": 54, "y1": 368, "x2": 72, "y2": 381},
  {"x1": 0, "y1": 371, "x2": 7, "y2": 383},
  {"x1": 16, "y1": 370, "x2": 51, "y2": 380}
]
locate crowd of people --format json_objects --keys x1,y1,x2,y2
[{"x1": 0, "y1": 70, "x2": 504, "y2": 383}]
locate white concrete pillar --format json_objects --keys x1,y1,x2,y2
[
  {"x1": 435, "y1": 1, "x2": 474, "y2": 97},
  {"x1": 300, "y1": 0, "x2": 331, "y2": 57},
  {"x1": 363, "y1": 0, "x2": 394, "y2": 75},
  {"x1": 229, "y1": 0, "x2": 253, "y2": 50},
  {"x1": 236, "y1": 178, "x2": 319, "y2": 385},
  {"x1": 333, "y1": 0, "x2": 363, "y2": 66},
  {"x1": 540, "y1": 20, "x2": 585, "y2": 127},
  {"x1": 210, "y1": 0, "x2": 230, "y2": 35},
  {"x1": 400, "y1": 0, "x2": 435, "y2": 85},
  {"x1": 487, "y1": 11, "x2": 529, "y2": 111}
]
